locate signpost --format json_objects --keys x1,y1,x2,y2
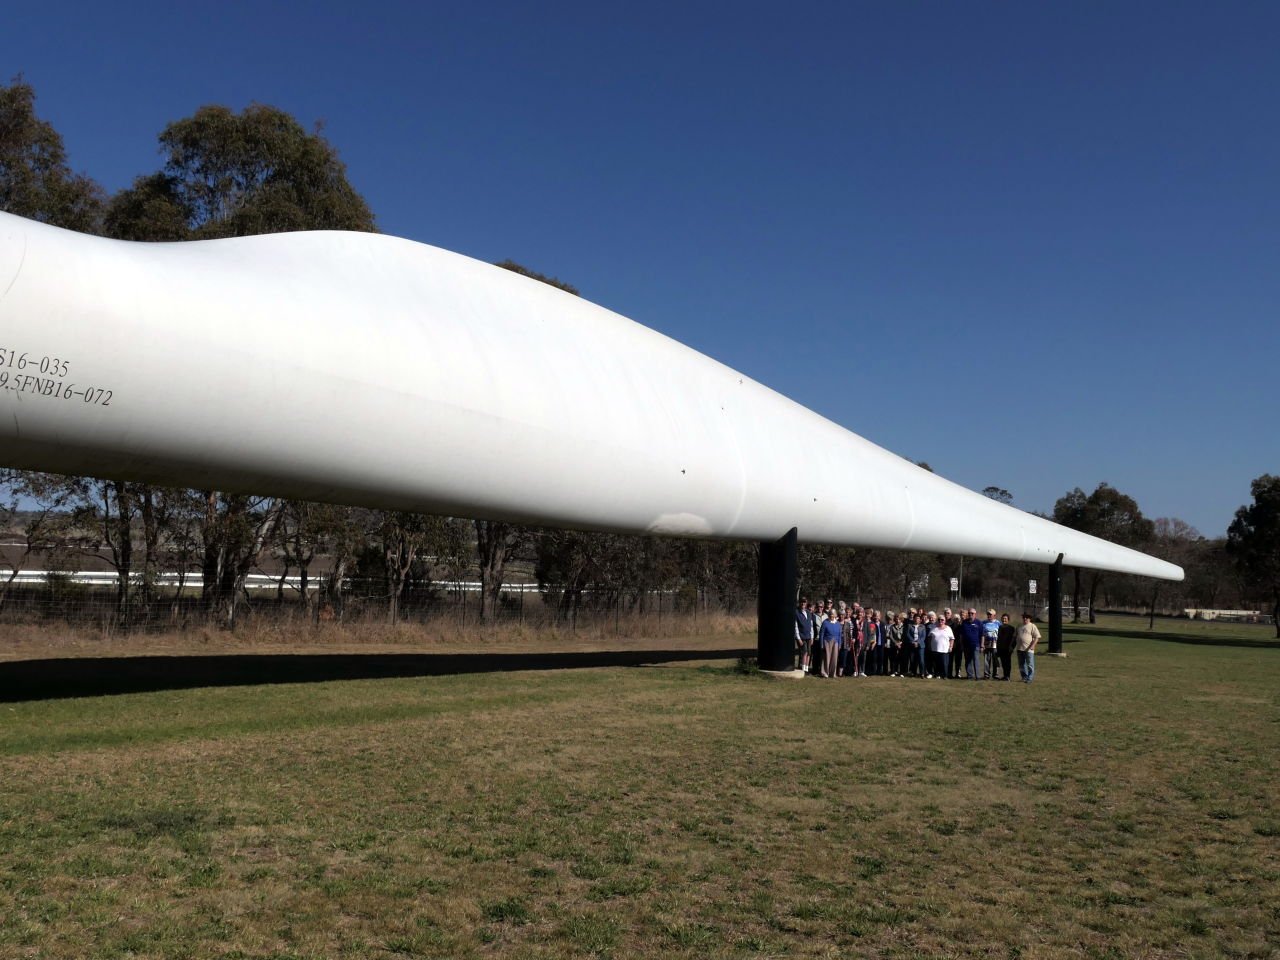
[{"x1": 1048, "y1": 556, "x2": 1064, "y2": 655}]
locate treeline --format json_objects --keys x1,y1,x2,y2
[
  {"x1": 0, "y1": 471, "x2": 763, "y2": 626},
  {"x1": 2, "y1": 79, "x2": 1276, "y2": 633},
  {"x1": 0, "y1": 468, "x2": 1260, "y2": 630}
]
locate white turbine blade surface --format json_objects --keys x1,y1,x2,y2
[{"x1": 0, "y1": 212, "x2": 1183, "y2": 581}]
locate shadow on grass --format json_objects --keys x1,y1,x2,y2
[
  {"x1": 0, "y1": 647, "x2": 755, "y2": 703},
  {"x1": 1063, "y1": 626, "x2": 1279, "y2": 650}
]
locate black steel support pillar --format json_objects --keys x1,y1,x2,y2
[
  {"x1": 758, "y1": 527, "x2": 798, "y2": 671},
  {"x1": 1048, "y1": 553, "x2": 1064, "y2": 655}
]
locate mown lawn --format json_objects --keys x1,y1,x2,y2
[{"x1": 1, "y1": 633, "x2": 1276, "y2": 959}]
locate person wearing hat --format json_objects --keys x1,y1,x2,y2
[{"x1": 1016, "y1": 612, "x2": 1041, "y2": 683}]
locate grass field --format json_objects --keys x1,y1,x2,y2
[
  {"x1": 1, "y1": 625, "x2": 1277, "y2": 958},
  {"x1": 1064, "y1": 613, "x2": 1278, "y2": 647}
]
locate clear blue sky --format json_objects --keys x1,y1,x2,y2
[{"x1": 5, "y1": 1, "x2": 1276, "y2": 536}]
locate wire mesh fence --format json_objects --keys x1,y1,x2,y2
[
  {"x1": 0, "y1": 574, "x2": 753, "y2": 635},
  {"x1": 3, "y1": 569, "x2": 1268, "y2": 637}
]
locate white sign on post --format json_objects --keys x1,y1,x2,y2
[
  {"x1": 1029, "y1": 580, "x2": 1038, "y2": 595},
  {"x1": 950, "y1": 578, "x2": 959, "y2": 592}
]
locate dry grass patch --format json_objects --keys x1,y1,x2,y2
[
  {"x1": 0, "y1": 615, "x2": 757, "y2": 662},
  {"x1": 1, "y1": 635, "x2": 1277, "y2": 958}
]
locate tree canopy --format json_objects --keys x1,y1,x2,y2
[
  {"x1": 0, "y1": 77, "x2": 103, "y2": 231},
  {"x1": 1052, "y1": 483, "x2": 1154, "y2": 622},
  {"x1": 982, "y1": 486, "x2": 1013, "y2": 505},
  {"x1": 1053, "y1": 483, "x2": 1153, "y2": 548},
  {"x1": 1226, "y1": 474, "x2": 1280, "y2": 636},
  {"x1": 105, "y1": 103, "x2": 376, "y2": 240},
  {"x1": 495, "y1": 259, "x2": 580, "y2": 296}
]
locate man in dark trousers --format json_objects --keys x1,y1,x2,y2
[
  {"x1": 961, "y1": 608, "x2": 984, "y2": 680},
  {"x1": 996, "y1": 612, "x2": 1016, "y2": 680},
  {"x1": 947, "y1": 608, "x2": 964, "y2": 678}
]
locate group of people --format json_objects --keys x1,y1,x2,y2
[{"x1": 795, "y1": 599, "x2": 1042, "y2": 683}]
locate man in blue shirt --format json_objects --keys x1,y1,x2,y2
[
  {"x1": 981, "y1": 609, "x2": 1002, "y2": 679},
  {"x1": 960, "y1": 608, "x2": 984, "y2": 680}
]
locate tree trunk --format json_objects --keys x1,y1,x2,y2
[
  {"x1": 386, "y1": 551, "x2": 414, "y2": 625},
  {"x1": 289, "y1": 514, "x2": 317, "y2": 616},
  {"x1": 218, "y1": 498, "x2": 286, "y2": 628},
  {"x1": 386, "y1": 553, "x2": 404, "y2": 624},
  {"x1": 299, "y1": 561, "x2": 311, "y2": 615},
  {"x1": 1088, "y1": 571, "x2": 1101, "y2": 624},
  {"x1": 476, "y1": 520, "x2": 517, "y2": 621},
  {"x1": 384, "y1": 531, "x2": 415, "y2": 625},
  {"x1": 171, "y1": 514, "x2": 195, "y2": 622},
  {"x1": 1072, "y1": 567, "x2": 1082, "y2": 622},
  {"x1": 326, "y1": 554, "x2": 349, "y2": 621},
  {"x1": 139, "y1": 487, "x2": 160, "y2": 608},
  {"x1": 1205, "y1": 578, "x2": 1220, "y2": 609},
  {"x1": 201, "y1": 491, "x2": 227, "y2": 616},
  {"x1": 110, "y1": 481, "x2": 135, "y2": 628},
  {"x1": 0, "y1": 562, "x2": 26, "y2": 615}
]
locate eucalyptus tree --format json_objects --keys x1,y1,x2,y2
[
  {"x1": 0, "y1": 470, "x2": 78, "y2": 615},
  {"x1": 0, "y1": 77, "x2": 103, "y2": 231},
  {"x1": 105, "y1": 103, "x2": 376, "y2": 239},
  {"x1": 378, "y1": 511, "x2": 431, "y2": 624},
  {"x1": 1054, "y1": 483, "x2": 1154, "y2": 623},
  {"x1": 473, "y1": 260, "x2": 581, "y2": 620},
  {"x1": 1227, "y1": 475, "x2": 1280, "y2": 637},
  {"x1": 105, "y1": 103, "x2": 376, "y2": 624},
  {"x1": 1053, "y1": 488, "x2": 1090, "y2": 621}
]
